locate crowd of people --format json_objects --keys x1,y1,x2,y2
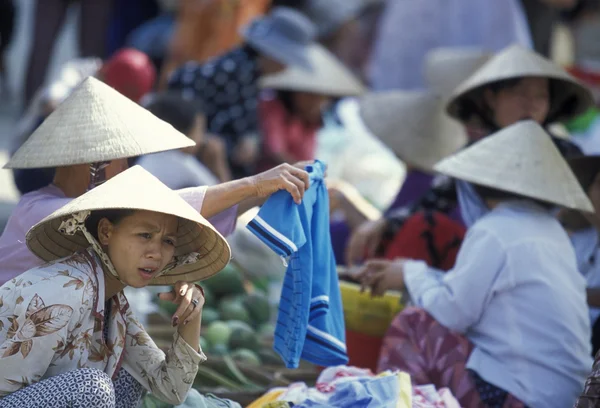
[{"x1": 2, "y1": 0, "x2": 600, "y2": 407}]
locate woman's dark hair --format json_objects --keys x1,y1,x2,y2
[
  {"x1": 473, "y1": 134, "x2": 584, "y2": 210},
  {"x1": 144, "y1": 93, "x2": 204, "y2": 137},
  {"x1": 84, "y1": 209, "x2": 135, "y2": 242}
]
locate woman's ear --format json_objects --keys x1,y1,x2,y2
[{"x1": 97, "y1": 218, "x2": 114, "y2": 246}]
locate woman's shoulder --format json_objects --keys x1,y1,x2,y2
[{"x1": 3, "y1": 251, "x2": 100, "y2": 304}]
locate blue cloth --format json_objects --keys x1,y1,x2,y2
[
  {"x1": 296, "y1": 375, "x2": 399, "y2": 408},
  {"x1": 403, "y1": 200, "x2": 593, "y2": 408},
  {"x1": 456, "y1": 180, "x2": 489, "y2": 228},
  {"x1": 247, "y1": 160, "x2": 348, "y2": 368}
]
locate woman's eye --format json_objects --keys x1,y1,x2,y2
[
  {"x1": 139, "y1": 233, "x2": 151, "y2": 239},
  {"x1": 164, "y1": 239, "x2": 176, "y2": 247}
]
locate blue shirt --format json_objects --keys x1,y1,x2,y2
[
  {"x1": 247, "y1": 161, "x2": 348, "y2": 368},
  {"x1": 404, "y1": 201, "x2": 592, "y2": 408}
]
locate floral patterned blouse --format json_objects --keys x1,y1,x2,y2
[{"x1": 0, "y1": 248, "x2": 205, "y2": 404}]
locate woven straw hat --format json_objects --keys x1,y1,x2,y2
[
  {"x1": 5, "y1": 77, "x2": 194, "y2": 169},
  {"x1": 241, "y1": 7, "x2": 317, "y2": 70},
  {"x1": 434, "y1": 120, "x2": 594, "y2": 212},
  {"x1": 301, "y1": 0, "x2": 374, "y2": 37},
  {"x1": 446, "y1": 44, "x2": 594, "y2": 123},
  {"x1": 358, "y1": 90, "x2": 466, "y2": 171},
  {"x1": 26, "y1": 166, "x2": 231, "y2": 285},
  {"x1": 424, "y1": 47, "x2": 491, "y2": 98},
  {"x1": 258, "y1": 45, "x2": 366, "y2": 97}
]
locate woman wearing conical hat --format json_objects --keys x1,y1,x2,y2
[
  {"x1": 0, "y1": 77, "x2": 311, "y2": 287},
  {"x1": 0, "y1": 165, "x2": 231, "y2": 406},
  {"x1": 346, "y1": 44, "x2": 593, "y2": 267},
  {"x1": 257, "y1": 40, "x2": 365, "y2": 167},
  {"x1": 355, "y1": 121, "x2": 594, "y2": 408}
]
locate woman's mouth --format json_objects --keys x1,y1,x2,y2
[{"x1": 138, "y1": 268, "x2": 156, "y2": 280}]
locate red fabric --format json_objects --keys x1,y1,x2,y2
[
  {"x1": 100, "y1": 48, "x2": 156, "y2": 103},
  {"x1": 567, "y1": 66, "x2": 600, "y2": 87},
  {"x1": 258, "y1": 97, "x2": 317, "y2": 162},
  {"x1": 344, "y1": 329, "x2": 383, "y2": 373},
  {"x1": 378, "y1": 308, "x2": 527, "y2": 408},
  {"x1": 383, "y1": 211, "x2": 466, "y2": 271}
]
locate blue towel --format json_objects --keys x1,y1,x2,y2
[{"x1": 247, "y1": 161, "x2": 348, "y2": 368}]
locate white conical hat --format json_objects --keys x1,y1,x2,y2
[
  {"x1": 434, "y1": 120, "x2": 594, "y2": 212},
  {"x1": 424, "y1": 47, "x2": 491, "y2": 98},
  {"x1": 26, "y1": 166, "x2": 231, "y2": 285},
  {"x1": 5, "y1": 77, "x2": 195, "y2": 169},
  {"x1": 358, "y1": 90, "x2": 467, "y2": 171},
  {"x1": 446, "y1": 44, "x2": 593, "y2": 123},
  {"x1": 258, "y1": 45, "x2": 366, "y2": 97}
]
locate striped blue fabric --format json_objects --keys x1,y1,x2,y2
[{"x1": 247, "y1": 160, "x2": 348, "y2": 368}]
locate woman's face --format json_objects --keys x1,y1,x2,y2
[
  {"x1": 484, "y1": 77, "x2": 550, "y2": 128},
  {"x1": 97, "y1": 210, "x2": 178, "y2": 288},
  {"x1": 292, "y1": 92, "x2": 331, "y2": 126}
]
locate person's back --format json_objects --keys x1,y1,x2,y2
[{"x1": 467, "y1": 201, "x2": 592, "y2": 407}]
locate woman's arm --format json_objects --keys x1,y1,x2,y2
[{"x1": 122, "y1": 283, "x2": 205, "y2": 405}]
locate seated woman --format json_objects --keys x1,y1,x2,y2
[
  {"x1": 0, "y1": 165, "x2": 231, "y2": 407},
  {"x1": 356, "y1": 121, "x2": 594, "y2": 408},
  {"x1": 346, "y1": 44, "x2": 594, "y2": 269}
]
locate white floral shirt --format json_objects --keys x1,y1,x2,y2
[{"x1": 0, "y1": 248, "x2": 205, "y2": 404}]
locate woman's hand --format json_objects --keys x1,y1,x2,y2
[
  {"x1": 345, "y1": 218, "x2": 388, "y2": 266},
  {"x1": 354, "y1": 259, "x2": 407, "y2": 297},
  {"x1": 158, "y1": 281, "x2": 205, "y2": 327},
  {"x1": 250, "y1": 162, "x2": 311, "y2": 204}
]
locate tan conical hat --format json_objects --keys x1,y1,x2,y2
[
  {"x1": 26, "y1": 166, "x2": 231, "y2": 285},
  {"x1": 424, "y1": 47, "x2": 491, "y2": 98},
  {"x1": 5, "y1": 77, "x2": 195, "y2": 169},
  {"x1": 258, "y1": 45, "x2": 366, "y2": 97},
  {"x1": 446, "y1": 44, "x2": 594, "y2": 123},
  {"x1": 358, "y1": 90, "x2": 467, "y2": 171},
  {"x1": 434, "y1": 120, "x2": 594, "y2": 212}
]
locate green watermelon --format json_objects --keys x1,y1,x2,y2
[
  {"x1": 210, "y1": 343, "x2": 229, "y2": 356},
  {"x1": 201, "y1": 307, "x2": 220, "y2": 326},
  {"x1": 199, "y1": 336, "x2": 210, "y2": 352},
  {"x1": 218, "y1": 298, "x2": 251, "y2": 324},
  {"x1": 200, "y1": 285, "x2": 215, "y2": 308},
  {"x1": 258, "y1": 347, "x2": 284, "y2": 366},
  {"x1": 230, "y1": 348, "x2": 261, "y2": 367},
  {"x1": 201, "y1": 264, "x2": 245, "y2": 296},
  {"x1": 226, "y1": 320, "x2": 254, "y2": 332},
  {"x1": 204, "y1": 321, "x2": 232, "y2": 347},
  {"x1": 257, "y1": 322, "x2": 276, "y2": 339},
  {"x1": 243, "y1": 293, "x2": 271, "y2": 326},
  {"x1": 228, "y1": 324, "x2": 260, "y2": 352}
]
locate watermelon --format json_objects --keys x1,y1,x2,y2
[
  {"x1": 199, "y1": 336, "x2": 210, "y2": 352},
  {"x1": 226, "y1": 320, "x2": 254, "y2": 332},
  {"x1": 204, "y1": 321, "x2": 232, "y2": 347},
  {"x1": 210, "y1": 343, "x2": 229, "y2": 356},
  {"x1": 228, "y1": 324, "x2": 260, "y2": 352},
  {"x1": 201, "y1": 307, "x2": 220, "y2": 326},
  {"x1": 230, "y1": 348, "x2": 261, "y2": 366},
  {"x1": 218, "y1": 298, "x2": 251, "y2": 324},
  {"x1": 257, "y1": 322, "x2": 276, "y2": 339},
  {"x1": 200, "y1": 285, "x2": 215, "y2": 308},
  {"x1": 202, "y1": 264, "x2": 245, "y2": 296},
  {"x1": 243, "y1": 293, "x2": 271, "y2": 326}
]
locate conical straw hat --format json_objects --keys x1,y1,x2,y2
[
  {"x1": 5, "y1": 77, "x2": 195, "y2": 169},
  {"x1": 358, "y1": 90, "x2": 467, "y2": 171},
  {"x1": 26, "y1": 166, "x2": 231, "y2": 285},
  {"x1": 258, "y1": 45, "x2": 366, "y2": 97},
  {"x1": 424, "y1": 47, "x2": 491, "y2": 98},
  {"x1": 434, "y1": 120, "x2": 594, "y2": 212},
  {"x1": 446, "y1": 44, "x2": 593, "y2": 123}
]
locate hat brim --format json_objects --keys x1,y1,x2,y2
[
  {"x1": 27, "y1": 208, "x2": 230, "y2": 285},
  {"x1": 242, "y1": 26, "x2": 313, "y2": 70}
]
